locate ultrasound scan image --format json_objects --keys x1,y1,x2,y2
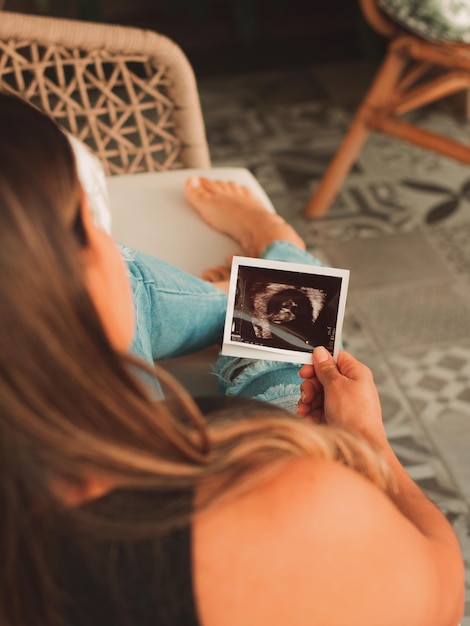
[{"x1": 231, "y1": 266, "x2": 343, "y2": 355}]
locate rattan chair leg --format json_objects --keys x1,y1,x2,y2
[{"x1": 305, "y1": 47, "x2": 407, "y2": 218}]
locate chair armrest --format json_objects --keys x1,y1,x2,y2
[{"x1": 108, "y1": 167, "x2": 276, "y2": 276}]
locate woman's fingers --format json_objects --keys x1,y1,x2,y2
[
  {"x1": 297, "y1": 377, "x2": 324, "y2": 418},
  {"x1": 298, "y1": 363, "x2": 315, "y2": 379}
]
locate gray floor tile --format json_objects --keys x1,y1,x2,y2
[
  {"x1": 426, "y1": 410, "x2": 470, "y2": 505},
  {"x1": 388, "y1": 344, "x2": 470, "y2": 422},
  {"x1": 428, "y1": 218, "x2": 470, "y2": 283},
  {"x1": 323, "y1": 230, "x2": 452, "y2": 289},
  {"x1": 353, "y1": 281, "x2": 470, "y2": 351}
]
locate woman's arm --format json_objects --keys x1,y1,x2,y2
[
  {"x1": 193, "y1": 349, "x2": 464, "y2": 626},
  {"x1": 297, "y1": 347, "x2": 465, "y2": 625},
  {"x1": 194, "y1": 454, "x2": 463, "y2": 626}
]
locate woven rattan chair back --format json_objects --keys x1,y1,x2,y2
[{"x1": 0, "y1": 11, "x2": 210, "y2": 175}]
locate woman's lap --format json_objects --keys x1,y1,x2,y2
[
  {"x1": 124, "y1": 241, "x2": 324, "y2": 412},
  {"x1": 121, "y1": 244, "x2": 227, "y2": 362},
  {"x1": 214, "y1": 242, "x2": 324, "y2": 412}
]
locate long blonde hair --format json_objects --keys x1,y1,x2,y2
[{"x1": 0, "y1": 93, "x2": 391, "y2": 626}]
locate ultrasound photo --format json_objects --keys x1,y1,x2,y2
[{"x1": 222, "y1": 257, "x2": 349, "y2": 364}]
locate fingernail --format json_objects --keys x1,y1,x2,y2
[
  {"x1": 187, "y1": 176, "x2": 200, "y2": 188},
  {"x1": 313, "y1": 346, "x2": 329, "y2": 363},
  {"x1": 301, "y1": 390, "x2": 306, "y2": 403}
]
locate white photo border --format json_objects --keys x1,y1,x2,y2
[{"x1": 222, "y1": 256, "x2": 350, "y2": 364}]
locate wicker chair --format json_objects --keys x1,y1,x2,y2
[
  {"x1": 305, "y1": 0, "x2": 470, "y2": 218},
  {"x1": 0, "y1": 11, "x2": 277, "y2": 395},
  {"x1": 0, "y1": 10, "x2": 210, "y2": 175}
]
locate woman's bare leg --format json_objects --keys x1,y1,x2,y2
[{"x1": 185, "y1": 177, "x2": 305, "y2": 258}]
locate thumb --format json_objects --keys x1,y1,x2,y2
[{"x1": 312, "y1": 346, "x2": 341, "y2": 385}]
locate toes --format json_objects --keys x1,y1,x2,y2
[
  {"x1": 227, "y1": 182, "x2": 252, "y2": 198},
  {"x1": 185, "y1": 176, "x2": 201, "y2": 191},
  {"x1": 227, "y1": 181, "x2": 241, "y2": 193},
  {"x1": 185, "y1": 177, "x2": 212, "y2": 206},
  {"x1": 199, "y1": 177, "x2": 227, "y2": 194},
  {"x1": 186, "y1": 177, "x2": 258, "y2": 204},
  {"x1": 195, "y1": 177, "x2": 248, "y2": 197},
  {"x1": 187, "y1": 176, "x2": 215, "y2": 197},
  {"x1": 198, "y1": 176, "x2": 213, "y2": 189},
  {"x1": 185, "y1": 176, "x2": 203, "y2": 199}
]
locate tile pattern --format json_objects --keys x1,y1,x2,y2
[{"x1": 198, "y1": 61, "x2": 470, "y2": 616}]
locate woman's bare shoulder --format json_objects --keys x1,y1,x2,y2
[{"x1": 193, "y1": 456, "x2": 438, "y2": 626}]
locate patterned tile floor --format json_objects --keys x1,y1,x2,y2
[{"x1": 198, "y1": 59, "x2": 470, "y2": 621}]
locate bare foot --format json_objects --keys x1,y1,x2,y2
[
  {"x1": 201, "y1": 263, "x2": 231, "y2": 283},
  {"x1": 185, "y1": 176, "x2": 305, "y2": 257},
  {"x1": 200, "y1": 254, "x2": 233, "y2": 294},
  {"x1": 201, "y1": 263, "x2": 230, "y2": 294}
]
